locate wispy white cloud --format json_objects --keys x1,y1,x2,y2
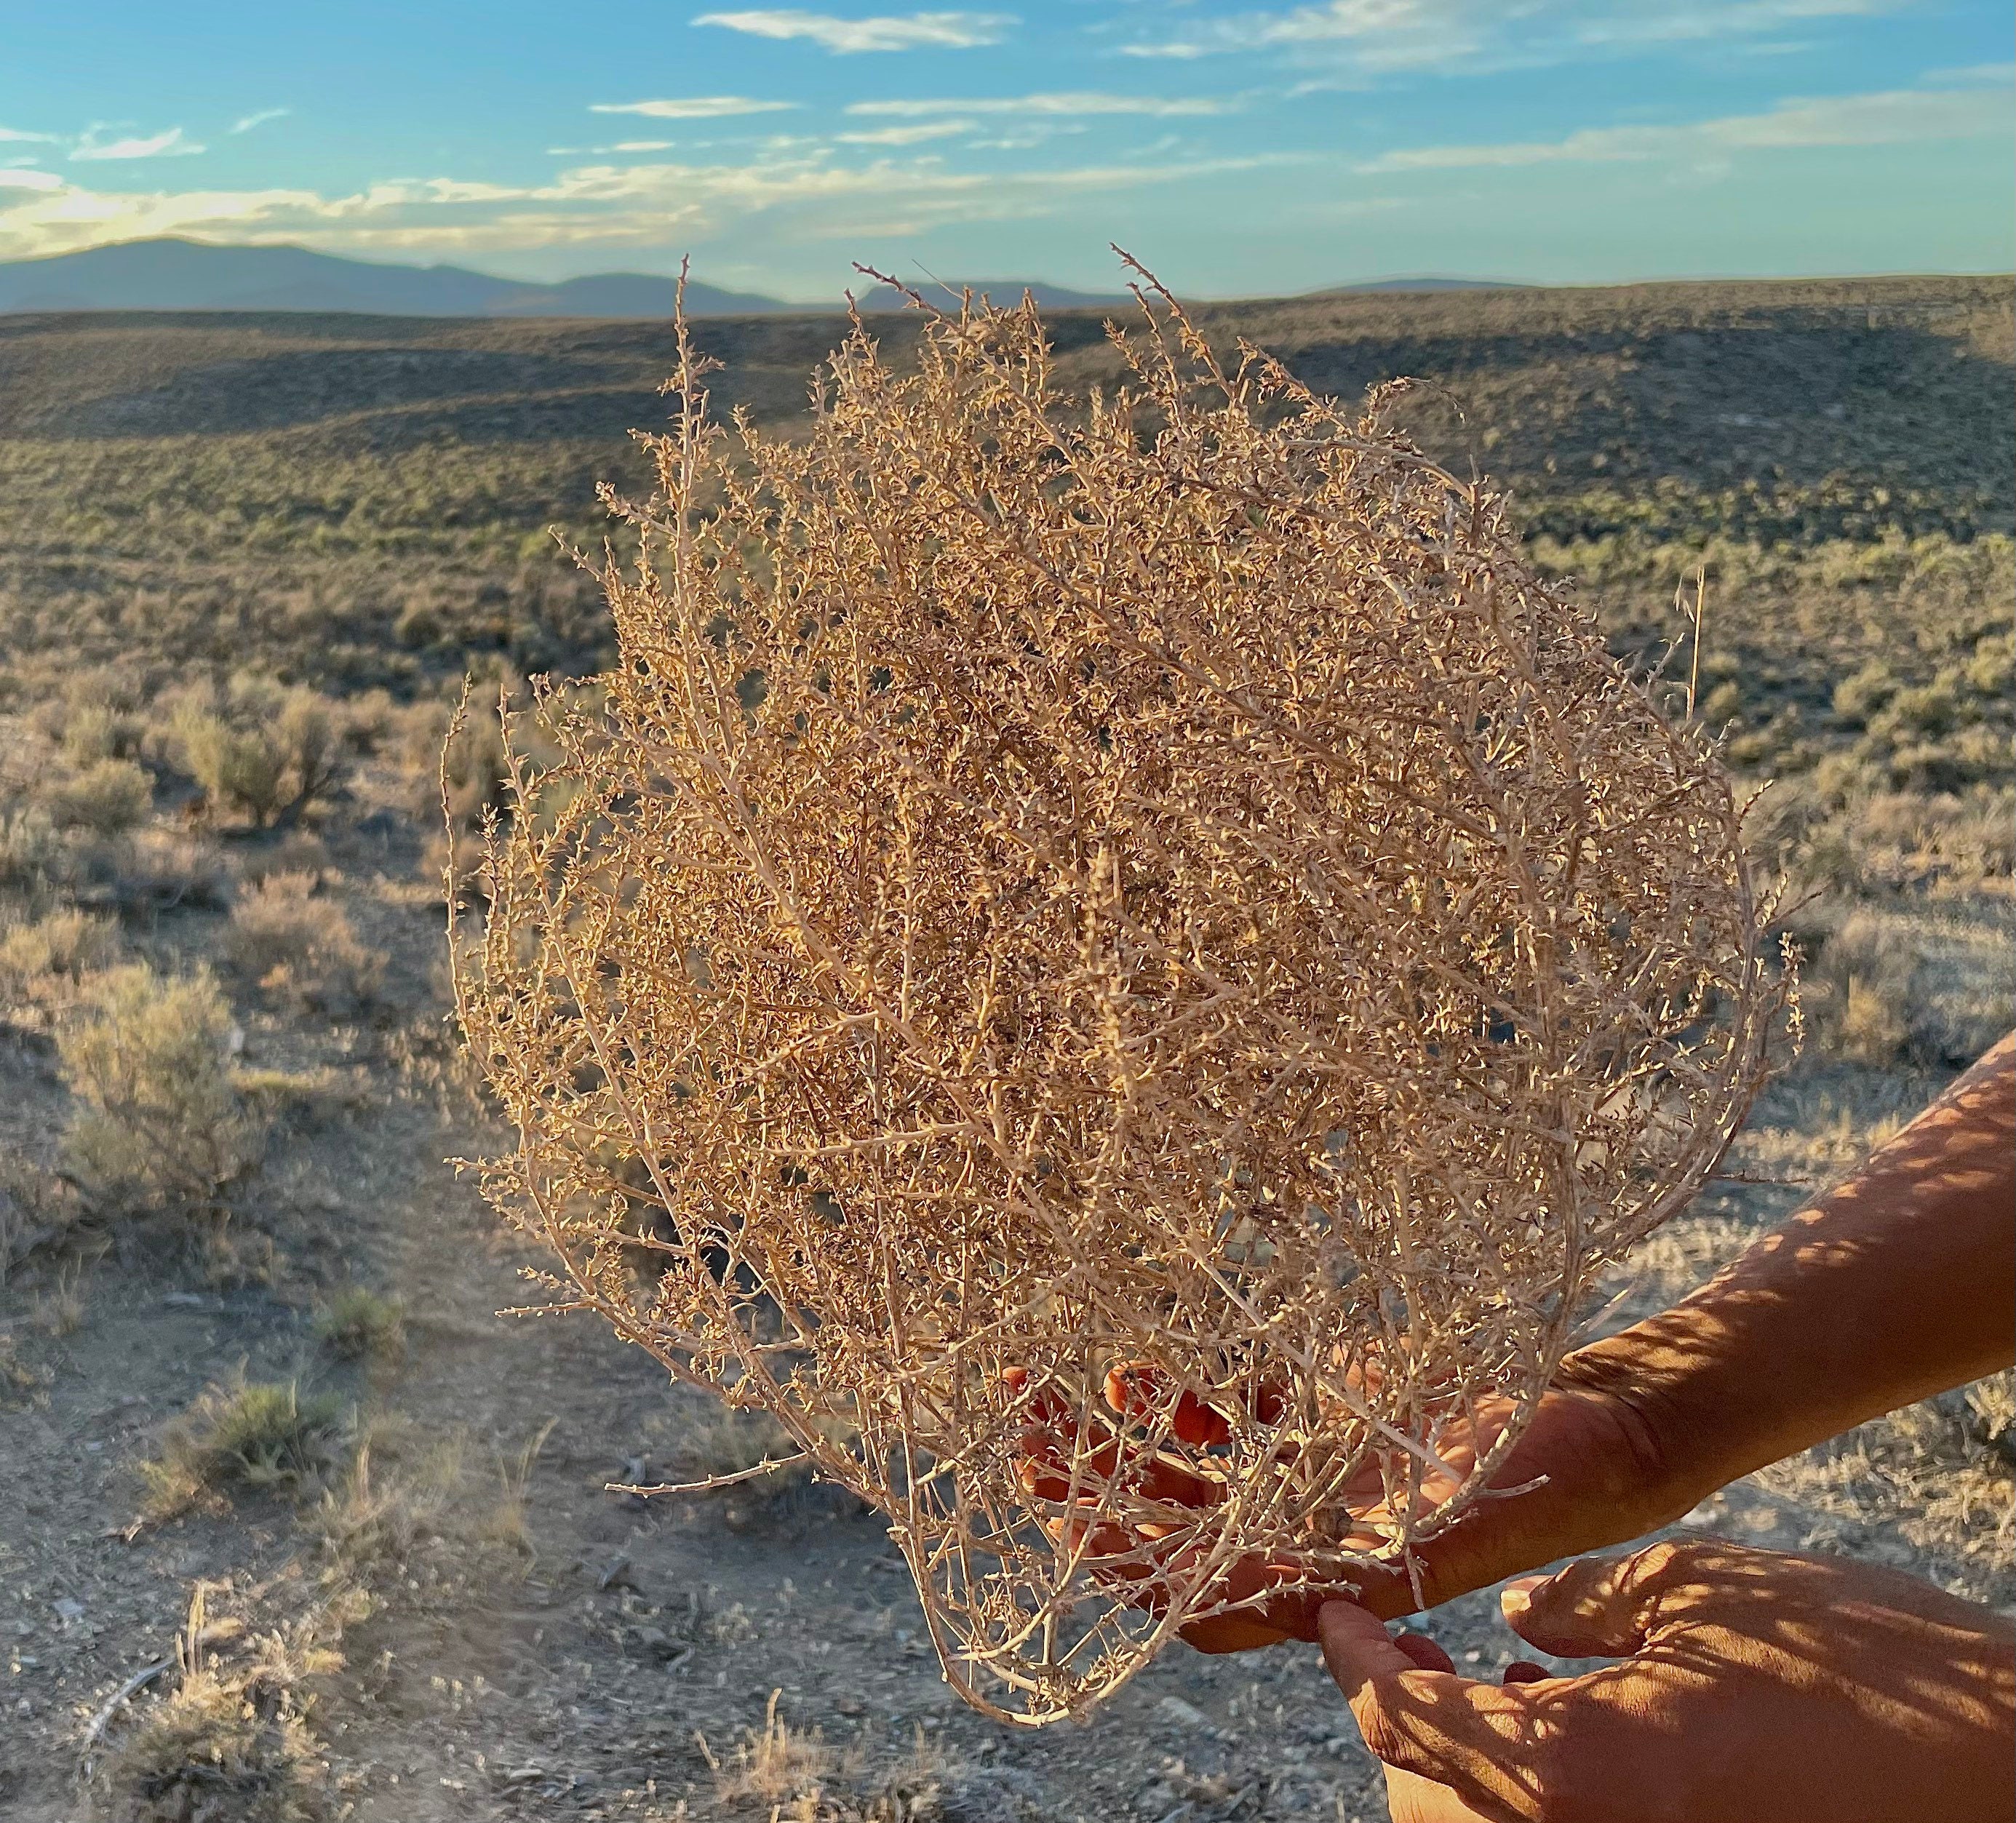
[
  {"x1": 1357, "y1": 83, "x2": 2013, "y2": 172},
  {"x1": 0, "y1": 145, "x2": 1288, "y2": 266},
  {"x1": 834, "y1": 119, "x2": 975, "y2": 144},
  {"x1": 1571, "y1": 0, "x2": 1888, "y2": 44},
  {"x1": 1, "y1": 125, "x2": 59, "y2": 144},
  {"x1": 590, "y1": 96, "x2": 798, "y2": 119},
  {"x1": 546, "y1": 140, "x2": 683, "y2": 155},
  {"x1": 1119, "y1": 0, "x2": 1900, "y2": 71},
  {"x1": 0, "y1": 167, "x2": 64, "y2": 191},
  {"x1": 1120, "y1": 0, "x2": 1478, "y2": 67},
  {"x1": 72, "y1": 127, "x2": 205, "y2": 161},
  {"x1": 845, "y1": 90, "x2": 1236, "y2": 117},
  {"x1": 229, "y1": 108, "x2": 291, "y2": 135},
  {"x1": 694, "y1": 9, "x2": 1016, "y2": 52},
  {"x1": 1916, "y1": 60, "x2": 2016, "y2": 86},
  {"x1": 963, "y1": 123, "x2": 1087, "y2": 149}
]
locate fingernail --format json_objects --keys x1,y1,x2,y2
[{"x1": 1500, "y1": 1576, "x2": 1544, "y2": 1618}]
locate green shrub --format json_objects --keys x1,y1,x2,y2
[
  {"x1": 0, "y1": 907, "x2": 119, "y2": 999},
  {"x1": 0, "y1": 806, "x2": 59, "y2": 893},
  {"x1": 1833, "y1": 661, "x2": 1897, "y2": 727},
  {"x1": 1807, "y1": 909, "x2": 1921, "y2": 1066},
  {"x1": 176, "y1": 683, "x2": 345, "y2": 829},
  {"x1": 314, "y1": 1288, "x2": 406, "y2": 1364},
  {"x1": 57, "y1": 963, "x2": 262, "y2": 1213},
  {"x1": 61, "y1": 701, "x2": 140, "y2": 764},
  {"x1": 107, "y1": 829, "x2": 231, "y2": 913},
  {"x1": 138, "y1": 1376, "x2": 346, "y2": 1518},
  {"x1": 1868, "y1": 677, "x2": 1964, "y2": 746},
  {"x1": 1964, "y1": 633, "x2": 2012, "y2": 699},
  {"x1": 47, "y1": 757, "x2": 152, "y2": 836},
  {"x1": 1697, "y1": 679, "x2": 1744, "y2": 730}
]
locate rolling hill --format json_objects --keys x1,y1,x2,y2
[
  {"x1": 0, "y1": 238, "x2": 1147, "y2": 319},
  {"x1": 0, "y1": 238, "x2": 791, "y2": 317}
]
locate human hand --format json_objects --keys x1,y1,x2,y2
[
  {"x1": 1318, "y1": 1539, "x2": 2016, "y2": 1823},
  {"x1": 1014, "y1": 1363, "x2": 1695, "y2": 1651}
]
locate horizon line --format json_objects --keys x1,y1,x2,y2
[{"x1": 4, "y1": 234, "x2": 2012, "y2": 308}]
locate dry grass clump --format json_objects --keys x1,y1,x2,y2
[
  {"x1": 312, "y1": 1286, "x2": 406, "y2": 1364},
  {"x1": 225, "y1": 872, "x2": 382, "y2": 1015},
  {"x1": 93, "y1": 1589, "x2": 333, "y2": 1823},
  {"x1": 702, "y1": 1696, "x2": 969, "y2": 1822},
  {"x1": 58, "y1": 962, "x2": 263, "y2": 1217},
  {"x1": 138, "y1": 1377, "x2": 346, "y2": 1520},
  {"x1": 703, "y1": 1691, "x2": 856, "y2": 1814},
  {"x1": 453, "y1": 274, "x2": 1787, "y2": 1720},
  {"x1": 303, "y1": 1425, "x2": 463, "y2": 1580}
]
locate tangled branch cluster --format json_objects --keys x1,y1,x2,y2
[{"x1": 451, "y1": 269, "x2": 1787, "y2": 1723}]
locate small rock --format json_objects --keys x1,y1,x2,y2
[
  {"x1": 597, "y1": 1552, "x2": 634, "y2": 1591},
  {"x1": 1156, "y1": 1695, "x2": 1213, "y2": 1732},
  {"x1": 52, "y1": 1599, "x2": 84, "y2": 1626}
]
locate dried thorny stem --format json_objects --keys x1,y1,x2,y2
[{"x1": 449, "y1": 269, "x2": 1790, "y2": 1724}]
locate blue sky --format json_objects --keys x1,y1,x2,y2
[{"x1": 0, "y1": 1, "x2": 2009, "y2": 298}]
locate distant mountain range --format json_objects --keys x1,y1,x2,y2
[
  {"x1": 0, "y1": 239, "x2": 1141, "y2": 319},
  {"x1": 0, "y1": 239, "x2": 1529, "y2": 319},
  {"x1": 0, "y1": 239, "x2": 796, "y2": 317}
]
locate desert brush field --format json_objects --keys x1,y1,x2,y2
[{"x1": 0, "y1": 274, "x2": 2011, "y2": 1822}]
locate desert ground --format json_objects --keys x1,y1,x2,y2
[{"x1": 1, "y1": 275, "x2": 2010, "y2": 1822}]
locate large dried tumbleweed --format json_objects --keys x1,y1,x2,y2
[{"x1": 450, "y1": 266, "x2": 1790, "y2": 1724}]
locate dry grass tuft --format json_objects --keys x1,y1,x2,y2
[
  {"x1": 475, "y1": 1417, "x2": 556, "y2": 1558},
  {"x1": 303, "y1": 1426, "x2": 461, "y2": 1581},
  {"x1": 701, "y1": 1690, "x2": 854, "y2": 1815},
  {"x1": 94, "y1": 1587, "x2": 333, "y2": 1823},
  {"x1": 225, "y1": 872, "x2": 382, "y2": 1016},
  {"x1": 312, "y1": 1287, "x2": 406, "y2": 1364},
  {"x1": 453, "y1": 271, "x2": 1788, "y2": 1720}
]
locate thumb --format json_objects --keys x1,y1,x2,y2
[{"x1": 1500, "y1": 1544, "x2": 1686, "y2": 1659}]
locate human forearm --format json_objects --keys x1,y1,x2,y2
[{"x1": 1561, "y1": 1032, "x2": 2016, "y2": 1507}]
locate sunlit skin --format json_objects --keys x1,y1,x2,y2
[
  {"x1": 1021, "y1": 1033, "x2": 2015, "y2": 1812},
  {"x1": 1318, "y1": 1541, "x2": 2016, "y2": 1823}
]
